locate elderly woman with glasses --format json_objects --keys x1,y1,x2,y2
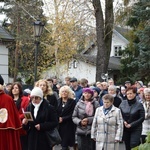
[{"x1": 22, "y1": 87, "x2": 58, "y2": 150}]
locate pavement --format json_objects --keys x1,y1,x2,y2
[{"x1": 53, "y1": 142, "x2": 126, "y2": 150}]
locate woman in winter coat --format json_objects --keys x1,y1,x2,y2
[
  {"x1": 22, "y1": 87, "x2": 58, "y2": 150},
  {"x1": 119, "y1": 86, "x2": 145, "y2": 150},
  {"x1": 141, "y1": 88, "x2": 150, "y2": 143},
  {"x1": 9, "y1": 82, "x2": 30, "y2": 150},
  {"x1": 72, "y1": 88, "x2": 100, "y2": 150},
  {"x1": 91, "y1": 94, "x2": 123, "y2": 150},
  {"x1": 35, "y1": 79, "x2": 58, "y2": 110},
  {"x1": 57, "y1": 85, "x2": 76, "y2": 150}
]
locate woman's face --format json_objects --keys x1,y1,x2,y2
[
  {"x1": 12, "y1": 84, "x2": 19, "y2": 96},
  {"x1": 83, "y1": 92, "x2": 92, "y2": 101},
  {"x1": 103, "y1": 99, "x2": 113, "y2": 108},
  {"x1": 38, "y1": 81, "x2": 47, "y2": 93},
  {"x1": 121, "y1": 89, "x2": 126, "y2": 95},
  {"x1": 93, "y1": 90, "x2": 98, "y2": 97},
  {"x1": 144, "y1": 93, "x2": 150, "y2": 101},
  {"x1": 126, "y1": 90, "x2": 136, "y2": 100},
  {"x1": 108, "y1": 89, "x2": 116, "y2": 95},
  {"x1": 31, "y1": 96, "x2": 41, "y2": 104},
  {"x1": 61, "y1": 90, "x2": 69, "y2": 99}
]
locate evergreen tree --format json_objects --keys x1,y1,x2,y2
[
  {"x1": 120, "y1": 0, "x2": 150, "y2": 83},
  {"x1": 2, "y1": 0, "x2": 54, "y2": 84}
]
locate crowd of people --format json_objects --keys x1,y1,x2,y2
[{"x1": 0, "y1": 74, "x2": 150, "y2": 150}]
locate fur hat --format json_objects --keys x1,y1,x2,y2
[
  {"x1": 92, "y1": 87, "x2": 100, "y2": 95},
  {"x1": 83, "y1": 88, "x2": 94, "y2": 96},
  {"x1": 0, "y1": 75, "x2": 4, "y2": 85},
  {"x1": 30, "y1": 87, "x2": 43, "y2": 98}
]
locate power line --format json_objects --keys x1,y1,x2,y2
[{"x1": 12, "y1": 0, "x2": 51, "y2": 34}]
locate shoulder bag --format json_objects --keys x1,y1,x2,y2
[{"x1": 45, "y1": 127, "x2": 62, "y2": 147}]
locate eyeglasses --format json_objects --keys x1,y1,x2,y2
[{"x1": 31, "y1": 96, "x2": 41, "y2": 100}]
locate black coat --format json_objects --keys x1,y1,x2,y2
[
  {"x1": 24, "y1": 99, "x2": 58, "y2": 150},
  {"x1": 57, "y1": 98, "x2": 76, "y2": 147},
  {"x1": 119, "y1": 99, "x2": 145, "y2": 129},
  {"x1": 113, "y1": 96, "x2": 122, "y2": 108},
  {"x1": 46, "y1": 94, "x2": 58, "y2": 110}
]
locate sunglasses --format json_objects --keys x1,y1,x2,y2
[{"x1": 31, "y1": 96, "x2": 41, "y2": 100}]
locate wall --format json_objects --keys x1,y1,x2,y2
[{"x1": 0, "y1": 44, "x2": 9, "y2": 83}]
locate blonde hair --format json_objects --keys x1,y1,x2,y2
[
  {"x1": 35, "y1": 79, "x2": 53, "y2": 97},
  {"x1": 108, "y1": 85, "x2": 117, "y2": 91},
  {"x1": 59, "y1": 85, "x2": 74, "y2": 99}
]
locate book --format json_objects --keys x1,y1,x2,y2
[{"x1": 22, "y1": 108, "x2": 33, "y2": 121}]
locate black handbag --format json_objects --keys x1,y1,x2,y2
[{"x1": 45, "y1": 127, "x2": 62, "y2": 147}]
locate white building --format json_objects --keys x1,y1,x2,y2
[
  {"x1": 0, "y1": 26, "x2": 14, "y2": 83},
  {"x1": 43, "y1": 26, "x2": 129, "y2": 84}
]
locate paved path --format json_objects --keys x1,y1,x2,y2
[{"x1": 54, "y1": 143, "x2": 126, "y2": 150}]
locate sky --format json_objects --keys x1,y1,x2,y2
[
  {"x1": 0, "y1": 2, "x2": 5, "y2": 23},
  {"x1": 0, "y1": 0, "x2": 124, "y2": 23}
]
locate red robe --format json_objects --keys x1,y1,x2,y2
[{"x1": 0, "y1": 91, "x2": 22, "y2": 150}]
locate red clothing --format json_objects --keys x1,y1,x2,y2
[
  {"x1": 18, "y1": 96, "x2": 30, "y2": 120},
  {"x1": 18, "y1": 96, "x2": 30, "y2": 136},
  {"x1": 0, "y1": 91, "x2": 22, "y2": 150}
]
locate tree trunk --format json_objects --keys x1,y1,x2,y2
[{"x1": 93, "y1": 0, "x2": 114, "y2": 82}]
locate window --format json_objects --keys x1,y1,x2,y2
[
  {"x1": 73, "y1": 60, "x2": 78, "y2": 68},
  {"x1": 114, "y1": 45, "x2": 122, "y2": 57}
]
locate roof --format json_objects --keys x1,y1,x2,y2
[
  {"x1": 75, "y1": 54, "x2": 121, "y2": 70},
  {"x1": 82, "y1": 26, "x2": 130, "y2": 55},
  {"x1": 0, "y1": 26, "x2": 14, "y2": 41},
  {"x1": 114, "y1": 26, "x2": 130, "y2": 41}
]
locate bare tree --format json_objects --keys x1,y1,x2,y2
[{"x1": 93, "y1": 0, "x2": 114, "y2": 81}]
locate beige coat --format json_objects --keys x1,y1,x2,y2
[
  {"x1": 142, "y1": 101, "x2": 150, "y2": 135},
  {"x1": 91, "y1": 105, "x2": 123, "y2": 150}
]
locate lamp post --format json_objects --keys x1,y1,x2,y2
[{"x1": 33, "y1": 20, "x2": 44, "y2": 83}]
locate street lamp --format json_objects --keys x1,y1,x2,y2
[{"x1": 33, "y1": 20, "x2": 44, "y2": 83}]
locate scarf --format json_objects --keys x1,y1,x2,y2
[
  {"x1": 127, "y1": 97, "x2": 136, "y2": 106},
  {"x1": 103, "y1": 105, "x2": 112, "y2": 115},
  {"x1": 84, "y1": 101, "x2": 93, "y2": 116},
  {"x1": 32, "y1": 99, "x2": 43, "y2": 118}
]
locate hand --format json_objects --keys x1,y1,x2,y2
[
  {"x1": 59, "y1": 117, "x2": 63, "y2": 123},
  {"x1": 115, "y1": 140, "x2": 119, "y2": 143},
  {"x1": 22, "y1": 118, "x2": 28, "y2": 125},
  {"x1": 35, "y1": 124, "x2": 40, "y2": 130},
  {"x1": 81, "y1": 118, "x2": 88, "y2": 126},
  {"x1": 92, "y1": 138, "x2": 96, "y2": 141},
  {"x1": 124, "y1": 121, "x2": 131, "y2": 128}
]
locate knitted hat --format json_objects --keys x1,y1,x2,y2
[
  {"x1": 83, "y1": 88, "x2": 94, "y2": 96},
  {"x1": 0, "y1": 75, "x2": 4, "y2": 85},
  {"x1": 30, "y1": 87, "x2": 43, "y2": 98},
  {"x1": 92, "y1": 87, "x2": 100, "y2": 95}
]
